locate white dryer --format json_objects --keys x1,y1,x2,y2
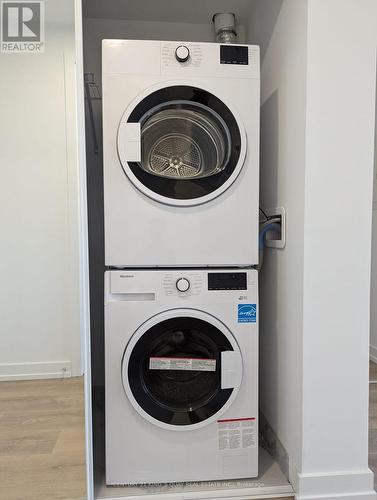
[
  {"x1": 105, "y1": 269, "x2": 258, "y2": 485},
  {"x1": 102, "y1": 40, "x2": 260, "y2": 267}
]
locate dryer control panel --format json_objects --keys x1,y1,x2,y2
[
  {"x1": 160, "y1": 41, "x2": 259, "y2": 79},
  {"x1": 102, "y1": 39, "x2": 260, "y2": 80},
  {"x1": 220, "y1": 45, "x2": 249, "y2": 65}
]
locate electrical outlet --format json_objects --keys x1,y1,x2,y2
[{"x1": 265, "y1": 207, "x2": 286, "y2": 249}]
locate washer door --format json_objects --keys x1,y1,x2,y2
[
  {"x1": 122, "y1": 309, "x2": 243, "y2": 431},
  {"x1": 117, "y1": 85, "x2": 246, "y2": 206}
]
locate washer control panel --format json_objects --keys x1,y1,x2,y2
[
  {"x1": 176, "y1": 277, "x2": 190, "y2": 292},
  {"x1": 162, "y1": 271, "x2": 251, "y2": 297},
  {"x1": 163, "y1": 272, "x2": 203, "y2": 296},
  {"x1": 107, "y1": 269, "x2": 256, "y2": 304},
  {"x1": 208, "y1": 272, "x2": 247, "y2": 291}
]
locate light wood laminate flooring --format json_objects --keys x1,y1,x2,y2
[{"x1": 0, "y1": 377, "x2": 86, "y2": 500}]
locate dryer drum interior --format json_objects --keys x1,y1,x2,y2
[
  {"x1": 139, "y1": 101, "x2": 231, "y2": 179},
  {"x1": 123, "y1": 85, "x2": 243, "y2": 201}
]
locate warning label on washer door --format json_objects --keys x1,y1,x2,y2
[
  {"x1": 149, "y1": 357, "x2": 216, "y2": 372},
  {"x1": 217, "y1": 418, "x2": 256, "y2": 450}
]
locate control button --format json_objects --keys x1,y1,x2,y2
[
  {"x1": 176, "y1": 277, "x2": 190, "y2": 292},
  {"x1": 175, "y1": 45, "x2": 190, "y2": 63}
]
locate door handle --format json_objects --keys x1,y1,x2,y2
[
  {"x1": 118, "y1": 122, "x2": 141, "y2": 162},
  {"x1": 221, "y1": 350, "x2": 242, "y2": 389}
]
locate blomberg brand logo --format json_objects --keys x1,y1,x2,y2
[
  {"x1": 238, "y1": 304, "x2": 257, "y2": 323},
  {"x1": 1, "y1": 1, "x2": 44, "y2": 53}
]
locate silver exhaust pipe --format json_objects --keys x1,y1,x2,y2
[{"x1": 213, "y1": 13, "x2": 237, "y2": 44}]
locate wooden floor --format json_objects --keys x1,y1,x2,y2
[
  {"x1": 12, "y1": 364, "x2": 377, "y2": 498},
  {"x1": 370, "y1": 360, "x2": 377, "y2": 382},
  {"x1": 0, "y1": 377, "x2": 86, "y2": 500},
  {"x1": 0, "y1": 376, "x2": 295, "y2": 500}
]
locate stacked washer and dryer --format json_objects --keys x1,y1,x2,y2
[{"x1": 102, "y1": 39, "x2": 260, "y2": 485}]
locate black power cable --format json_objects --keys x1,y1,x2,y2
[{"x1": 259, "y1": 206, "x2": 270, "y2": 221}]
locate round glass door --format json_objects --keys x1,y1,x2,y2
[
  {"x1": 117, "y1": 86, "x2": 246, "y2": 205},
  {"x1": 122, "y1": 310, "x2": 242, "y2": 430}
]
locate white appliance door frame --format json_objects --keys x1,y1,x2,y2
[
  {"x1": 121, "y1": 308, "x2": 243, "y2": 431},
  {"x1": 117, "y1": 81, "x2": 247, "y2": 207}
]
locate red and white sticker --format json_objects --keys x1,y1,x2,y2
[
  {"x1": 217, "y1": 418, "x2": 256, "y2": 450},
  {"x1": 149, "y1": 357, "x2": 216, "y2": 372}
]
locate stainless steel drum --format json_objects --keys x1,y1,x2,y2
[{"x1": 139, "y1": 101, "x2": 231, "y2": 179}]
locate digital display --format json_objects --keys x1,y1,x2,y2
[
  {"x1": 220, "y1": 45, "x2": 248, "y2": 65},
  {"x1": 208, "y1": 272, "x2": 247, "y2": 291}
]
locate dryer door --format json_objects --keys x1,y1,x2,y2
[
  {"x1": 117, "y1": 85, "x2": 246, "y2": 206},
  {"x1": 121, "y1": 309, "x2": 243, "y2": 430}
]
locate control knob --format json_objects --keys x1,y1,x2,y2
[
  {"x1": 176, "y1": 277, "x2": 190, "y2": 292},
  {"x1": 175, "y1": 45, "x2": 190, "y2": 63}
]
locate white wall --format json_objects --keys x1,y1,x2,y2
[
  {"x1": 0, "y1": 0, "x2": 82, "y2": 379},
  {"x1": 370, "y1": 80, "x2": 377, "y2": 364},
  {"x1": 299, "y1": 0, "x2": 377, "y2": 495},
  {"x1": 257, "y1": 0, "x2": 377, "y2": 498},
  {"x1": 255, "y1": 0, "x2": 307, "y2": 476}
]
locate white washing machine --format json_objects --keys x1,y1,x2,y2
[
  {"x1": 105, "y1": 269, "x2": 258, "y2": 485},
  {"x1": 102, "y1": 40, "x2": 260, "y2": 267}
]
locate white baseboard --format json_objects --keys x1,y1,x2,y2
[
  {"x1": 292, "y1": 468, "x2": 376, "y2": 500},
  {"x1": 370, "y1": 345, "x2": 377, "y2": 364},
  {"x1": 0, "y1": 361, "x2": 72, "y2": 381}
]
